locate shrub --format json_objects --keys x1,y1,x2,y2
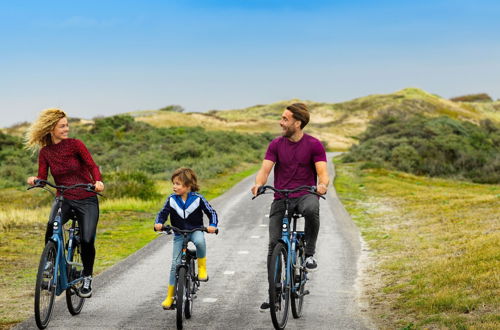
[
  {"x1": 342, "y1": 111, "x2": 500, "y2": 183},
  {"x1": 391, "y1": 144, "x2": 421, "y2": 173},
  {"x1": 102, "y1": 171, "x2": 161, "y2": 200},
  {"x1": 159, "y1": 105, "x2": 185, "y2": 112},
  {"x1": 450, "y1": 93, "x2": 493, "y2": 102}
]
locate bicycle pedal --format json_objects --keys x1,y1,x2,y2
[
  {"x1": 41, "y1": 281, "x2": 49, "y2": 290},
  {"x1": 303, "y1": 290, "x2": 310, "y2": 296}
]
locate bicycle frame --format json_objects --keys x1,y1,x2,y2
[
  {"x1": 49, "y1": 195, "x2": 84, "y2": 296},
  {"x1": 175, "y1": 234, "x2": 197, "y2": 282},
  {"x1": 275, "y1": 199, "x2": 306, "y2": 299}
]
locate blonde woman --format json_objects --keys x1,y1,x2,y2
[{"x1": 26, "y1": 108, "x2": 104, "y2": 298}]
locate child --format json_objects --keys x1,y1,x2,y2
[{"x1": 154, "y1": 167, "x2": 218, "y2": 309}]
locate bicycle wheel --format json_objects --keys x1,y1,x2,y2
[
  {"x1": 291, "y1": 242, "x2": 306, "y2": 318},
  {"x1": 34, "y1": 241, "x2": 57, "y2": 329},
  {"x1": 176, "y1": 267, "x2": 187, "y2": 330},
  {"x1": 269, "y1": 242, "x2": 290, "y2": 330},
  {"x1": 65, "y1": 236, "x2": 85, "y2": 315},
  {"x1": 184, "y1": 260, "x2": 195, "y2": 319}
]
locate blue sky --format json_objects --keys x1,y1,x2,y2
[{"x1": 1, "y1": 0, "x2": 499, "y2": 127}]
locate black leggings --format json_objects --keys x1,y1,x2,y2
[{"x1": 45, "y1": 196, "x2": 99, "y2": 277}]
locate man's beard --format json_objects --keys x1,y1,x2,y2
[{"x1": 282, "y1": 125, "x2": 295, "y2": 138}]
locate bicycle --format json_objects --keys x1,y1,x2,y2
[
  {"x1": 28, "y1": 179, "x2": 102, "y2": 329},
  {"x1": 253, "y1": 185, "x2": 325, "y2": 330},
  {"x1": 158, "y1": 225, "x2": 218, "y2": 330}
]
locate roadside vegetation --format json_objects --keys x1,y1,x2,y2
[
  {"x1": 334, "y1": 161, "x2": 499, "y2": 329},
  {"x1": 342, "y1": 111, "x2": 500, "y2": 184}
]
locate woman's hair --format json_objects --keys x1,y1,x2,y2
[
  {"x1": 286, "y1": 103, "x2": 310, "y2": 129},
  {"x1": 25, "y1": 108, "x2": 67, "y2": 151},
  {"x1": 171, "y1": 167, "x2": 200, "y2": 192}
]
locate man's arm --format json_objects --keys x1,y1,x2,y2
[
  {"x1": 251, "y1": 159, "x2": 275, "y2": 195},
  {"x1": 315, "y1": 161, "x2": 329, "y2": 195}
]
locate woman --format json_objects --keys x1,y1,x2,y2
[{"x1": 26, "y1": 108, "x2": 104, "y2": 298}]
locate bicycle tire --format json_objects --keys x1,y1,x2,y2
[
  {"x1": 34, "y1": 241, "x2": 57, "y2": 329},
  {"x1": 185, "y1": 260, "x2": 195, "y2": 319},
  {"x1": 291, "y1": 242, "x2": 306, "y2": 318},
  {"x1": 65, "y1": 235, "x2": 85, "y2": 315},
  {"x1": 176, "y1": 267, "x2": 187, "y2": 329},
  {"x1": 269, "y1": 242, "x2": 290, "y2": 330}
]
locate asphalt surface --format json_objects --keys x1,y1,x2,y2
[{"x1": 15, "y1": 153, "x2": 374, "y2": 330}]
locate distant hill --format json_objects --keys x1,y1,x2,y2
[{"x1": 3, "y1": 88, "x2": 499, "y2": 150}]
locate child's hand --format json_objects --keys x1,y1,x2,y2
[
  {"x1": 154, "y1": 223, "x2": 164, "y2": 231},
  {"x1": 207, "y1": 226, "x2": 217, "y2": 234}
]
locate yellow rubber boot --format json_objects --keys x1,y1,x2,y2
[
  {"x1": 198, "y1": 257, "x2": 208, "y2": 282},
  {"x1": 161, "y1": 285, "x2": 175, "y2": 310}
]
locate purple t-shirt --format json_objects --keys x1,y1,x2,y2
[{"x1": 265, "y1": 134, "x2": 327, "y2": 199}]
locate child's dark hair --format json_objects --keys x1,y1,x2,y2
[{"x1": 171, "y1": 167, "x2": 200, "y2": 192}]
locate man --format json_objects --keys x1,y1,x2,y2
[{"x1": 251, "y1": 102, "x2": 329, "y2": 311}]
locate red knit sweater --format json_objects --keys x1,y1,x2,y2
[{"x1": 37, "y1": 138, "x2": 102, "y2": 200}]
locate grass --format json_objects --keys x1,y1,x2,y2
[
  {"x1": 334, "y1": 160, "x2": 500, "y2": 329},
  {"x1": 0, "y1": 162, "x2": 259, "y2": 329}
]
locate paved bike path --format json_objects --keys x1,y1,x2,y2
[{"x1": 15, "y1": 153, "x2": 374, "y2": 329}]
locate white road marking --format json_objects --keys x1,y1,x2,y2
[
  {"x1": 237, "y1": 250, "x2": 249, "y2": 254},
  {"x1": 250, "y1": 235, "x2": 260, "y2": 239},
  {"x1": 203, "y1": 298, "x2": 218, "y2": 303},
  {"x1": 224, "y1": 270, "x2": 235, "y2": 275}
]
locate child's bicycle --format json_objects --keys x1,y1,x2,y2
[
  {"x1": 158, "y1": 225, "x2": 218, "y2": 330},
  {"x1": 253, "y1": 185, "x2": 325, "y2": 330},
  {"x1": 28, "y1": 179, "x2": 102, "y2": 329}
]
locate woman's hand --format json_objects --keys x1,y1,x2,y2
[
  {"x1": 27, "y1": 176, "x2": 38, "y2": 186},
  {"x1": 207, "y1": 226, "x2": 217, "y2": 234},
  {"x1": 154, "y1": 223, "x2": 164, "y2": 231},
  {"x1": 94, "y1": 181, "x2": 104, "y2": 192}
]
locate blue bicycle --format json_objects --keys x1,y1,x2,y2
[
  {"x1": 253, "y1": 185, "x2": 325, "y2": 330},
  {"x1": 158, "y1": 225, "x2": 218, "y2": 330},
  {"x1": 28, "y1": 179, "x2": 101, "y2": 329}
]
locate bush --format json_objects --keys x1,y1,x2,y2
[
  {"x1": 391, "y1": 144, "x2": 421, "y2": 173},
  {"x1": 102, "y1": 171, "x2": 162, "y2": 200},
  {"x1": 450, "y1": 93, "x2": 493, "y2": 102},
  {"x1": 342, "y1": 111, "x2": 500, "y2": 183},
  {"x1": 159, "y1": 105, "x2": 185, "y2": 112}
]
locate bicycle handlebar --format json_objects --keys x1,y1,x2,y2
[
  {"x1": 27, "y1": 179, "x2": 103, "y2": 196},
  {"x1": 252, "y1": 185, "x2": 326, "y2": 200},
  {"x1": 156, "y1": 225, "x2": 219, "y2": 235}
]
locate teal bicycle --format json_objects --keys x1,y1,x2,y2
[
  {"x1": 253, "y1": 185, "x2": 325, "y2": 330},
  {"x1": 28, "y1": 179, "x2": 101, "y2": 329}
]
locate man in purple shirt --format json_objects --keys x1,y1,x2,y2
[{"x1": 251, "y1": 103, "x2": 329, "y2": 311}]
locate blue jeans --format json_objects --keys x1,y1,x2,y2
[{"x1": 169, "y1": 231, "x2": 206, "y2": 285}]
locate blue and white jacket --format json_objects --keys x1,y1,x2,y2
[{"x1": 155, "y1": 192, "x2": 218, "y2": 231}]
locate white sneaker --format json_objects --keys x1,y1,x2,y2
[
  {"x1": 79, "y1": 276, "x2": 93, "y2": 298},
  {"x1": 305, "y1": 256, "x2": 318, "y2": 272}
]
